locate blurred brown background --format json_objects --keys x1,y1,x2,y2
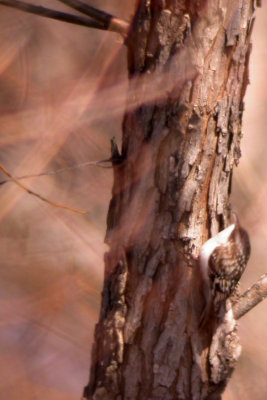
[{"x1": 0, "y1": 2, "x2": 266, "y2": 399}]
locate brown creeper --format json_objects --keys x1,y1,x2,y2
[{"x1": 199, "y1": 214, "x2": 251, "y2": 326}]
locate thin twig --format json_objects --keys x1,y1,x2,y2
[
  {"x1": 0, "y1": 159, "x2": 112, "y2": 185},
  {"x1": 0, "y1": 0, "x2": 106, "y2": 30},
  {"x1": 233, "y1": 274, "x2": 267, "y2": 320},
  {"x1": 0, "y1": 0, "x2": 129, "y2": 35},
  {"x1": 0, "y1": 163, "x2": 87, "y2": 215},
  {"x1": 57, "y1": 0, "x2": 129, "y2": 35}
]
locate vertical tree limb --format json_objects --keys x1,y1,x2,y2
[{"x1": 84, "y1": 1, "x2": 258, "y2": 399}]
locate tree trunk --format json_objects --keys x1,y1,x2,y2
[{"x1": 83, "y1": 1, "x2": 256, "y2": 399}]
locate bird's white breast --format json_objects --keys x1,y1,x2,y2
[{"x1": 199, "y1": 223, "x2": 235, "y2": 279}]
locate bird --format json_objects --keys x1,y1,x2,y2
[{"x1": 199, "y1": 214, "x2": 251, "y2": 327}]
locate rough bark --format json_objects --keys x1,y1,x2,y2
[{"x1": 83, "y1": 1, "x2": 256, "y2": 399}]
